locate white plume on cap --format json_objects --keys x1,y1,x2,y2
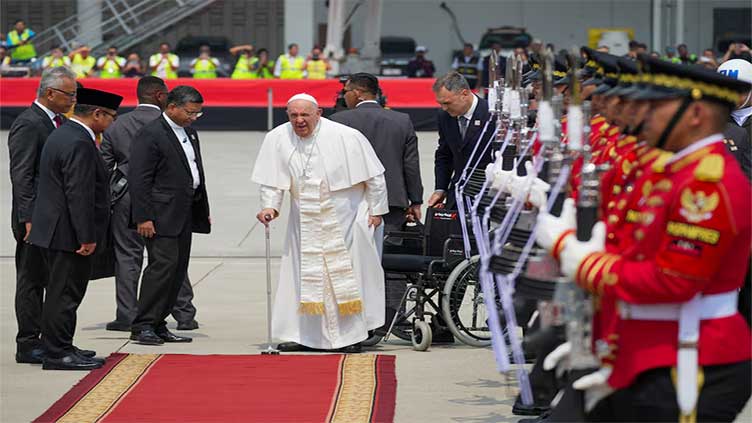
[{"x1": 287, "y1": 93, "x2": 319, "y2": 107}]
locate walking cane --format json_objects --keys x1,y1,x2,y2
[{"x1": 261, "y1": 215, "x2": 280, "y2": 355}]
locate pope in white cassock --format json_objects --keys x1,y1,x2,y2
[{"x1": 252, "y1": 93, "x2": 389, "y2": 353}]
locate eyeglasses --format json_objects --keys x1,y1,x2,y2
[
  {"x1": 98, "y1": 109, "x2": 117, "y2": 120},
  {"x1": 49, "y1": 87, "x2": 77, "y2": 98},
  {"x1": 182, "y1": 108, "x2": 203, "y2": 118}
]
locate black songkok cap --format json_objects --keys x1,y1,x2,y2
[{"x1": 75, "y1": 87, "x2": 123, "y2": 110}]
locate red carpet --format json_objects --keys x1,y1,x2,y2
[{"x1": 35, "y1": 353, "x2": 396, "y2": 423}]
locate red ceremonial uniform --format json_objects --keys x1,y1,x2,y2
[{"x1": 573, "y1": 137, "x2": 752, "y2": 389}]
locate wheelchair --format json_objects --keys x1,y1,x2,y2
[{"x1": 374, "y1": 208, "x2": 494, "y2": 351}]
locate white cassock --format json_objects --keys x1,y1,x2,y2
[{"x1": 251, "y1": 117, "x2": 389, "y2": 349}]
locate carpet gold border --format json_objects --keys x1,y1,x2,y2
[
  {"x1": 329, "y1": 354, "x2": 378, "y2": 423},
  {"x1": 57, "y1": 354, "x2": 161, "y2": 423}
]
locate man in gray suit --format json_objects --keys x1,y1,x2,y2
[
  {"x1": 330, "y1": 73, "x2": 423, "y2": 231},
  {"x1": 100, "y1": 77, "x2": 199, "y2": 332}
]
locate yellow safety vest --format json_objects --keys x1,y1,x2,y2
[
  {"x1": 99, "y1": 56, "x2": 124, "y2": 79},
  {"x1": 43, "y1": 56, "x2": 68, "y2": 68},
  {"x1": 1, "y1": 56, "x2": 10, "y2": 66},
  {"x1": 257, "y1": 59, "x2": 275, "y2": 79},
  {"x1": 193, "y1": 58, "x2": 218, "y2": 79},
  {"x1": 231, "y1": 54, "x2": 255, "y2": 79},
  {"x1": 150, "y1": 53, "x2": 178, "y2": 79},
  {"x1": 71, "y1": 54, "x2": 96, "y2": 78},
  {"x1": 8, "y1": 29, "x2": 36, "y2": 61},
  {"x1": 305, "y1": 59, "x2": 327, "y2": 79},
  {"x1": 278, "y1": 55, "x2": 304, "y2": 79}
]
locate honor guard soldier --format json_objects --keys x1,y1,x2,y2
[{"x1": 542, "y1": 56, "x2": 752, "y2": 421}]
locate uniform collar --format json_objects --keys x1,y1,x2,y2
[{"x1": 666, "y1": 133, "x2": 723, "y2": 165}]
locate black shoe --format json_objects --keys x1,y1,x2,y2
[
  {"x1": 16, "y1": 348, "x2": 46, "y2": 364},
  {"x1": 177, "y1": 320, "x2": 199, "y2": 331},
  {"x1": 73, "y1": 346, "x2": 96, "y2": 358},
  {"x1": 106, "y1": 320, "x2": 131, "y2": 332},
  {"x1": 42, "y1": 353, "x2": 103, "y2": 371},
  {"x1": 155, "y1": 329, "x2": 192, "y2": 343},
  {"x1": 339, "y1": 343, "x2": 362, "y2": 354},
  {"x1": 276, "y1": 342, "x2": 309, "y2": 352},
  {"x1": 130, "y1": 329, "x2": 165, "y2": 345},
  {"x1": 76, "y1": 351, "x2": 105, "y2": 365}
]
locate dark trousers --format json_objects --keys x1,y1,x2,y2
[
  {"x1": 14, "y1": 240, "x2": 48, "y2": 351},
  {"x1": 112, "y1": 192, "x2": 195, "y2": 324},
  {"x1": 590, "y1": 360, "x2": 752, "y2": 422},
  {"x1": 131, "y1": 221, "x2": 192, "y2": 333},
  {"x1": 383, "y1": 206, "x2": 408, "y2": 233},
  {"x1": 40, "y1": 250, "x2": 91, "y2": 358}
]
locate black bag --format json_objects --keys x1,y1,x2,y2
[{"x1": 110, "y1": 168, "x2": 128, "y2": 206}]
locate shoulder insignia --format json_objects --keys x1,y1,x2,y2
[
  {"x1": 608, "y1": 127, "x2": 619, "y2": 137},
  {"x1": 652, "y1": 152, "x2": 673, "y2": 173},
  {"x1": 669, "y1": 146, "x2": 712, "y2": 173},
  {"x1": 679, "y1": 188, "x2": 719, "y2": 223},
  {"x1": 642, "y1": 180, "x2": 653, "y2": 197},
  {"x1": 694, "y1": 154, "x2": 724, "y2": 182}
]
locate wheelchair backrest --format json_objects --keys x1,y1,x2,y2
[{"x1": 424, "y1": 208, "x2": 463, "y2": 257}]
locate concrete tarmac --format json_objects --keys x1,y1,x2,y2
[{"x1": 0, "y1": 130, "x2": 749, "y2": 422}]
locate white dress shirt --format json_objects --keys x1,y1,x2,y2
[
  {"x1": 163, "y1": 113, "x2": 200, "y2": 189},
  {"x1": 34, "y1": 100, "x2": 58, "y2": 127}
]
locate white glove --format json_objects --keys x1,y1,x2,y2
[
  {"x1": 572, "y1": 367, "x2": 614, "y2": 413},
  {"x1": 559, "y1": 221, "x2": 607, "y2": 280},
  {"x1": 509, "y1": 161, "x2": 551, "y2": 207},
  {"x1": 543, "y1": 341, "x2": 571, "y2": 371},
  {"x1": 485, "y1": 162, "x2": 514, "y2": 193},
  {"x1": 535, "y1": 198, "x2": 576, "y2": 252}
]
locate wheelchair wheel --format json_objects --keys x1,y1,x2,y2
[
  {"x1": 441, "y1": 255, "x2": 493, "y2": 347},
  {"x1": 411, "y1": 320, "x2": 432, "y2": 351}
]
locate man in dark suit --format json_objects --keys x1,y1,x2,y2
[
  {"x1": 330, "y1": 72, "x2": 423, "y2": 231},
  {"x1": 29, "y1": 88, "x2": 122, "y2": 370},
  {"x1": 100, "y1": 77, "x2": 200, "y2": 332},
  {"x1": 129, "y1": 86, "x2": 211, "y2": 345},
  {"x1": 427, "y1": 71, "x2": 494, "y2": 209},
  {"x1": 8, "y1": 66, "x2": 77, "y2": 364}
]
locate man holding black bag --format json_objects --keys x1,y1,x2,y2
[{"x1": 100, "y1": 77, "x2": 199, "y2": 332}]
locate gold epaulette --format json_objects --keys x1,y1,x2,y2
[
  {"x1": 608, "y1": 126, "x2": 620, "y2": 137},
  {"x1": 652, "y1": 152, "x2": 674, "y2": 173},
  {"x1": 694, "y1": 154, "x2": 724, "y2": 182},
  {"x1": 591, "y1": 115, "x2": 606, "y2": 125}
]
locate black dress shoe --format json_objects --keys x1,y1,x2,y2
[
  {"x1": 177, "y1": 320, "x2": 199, "y2": 331},
  {"x1": 339, "y1": 343, "x2": 362, "y2": 354},
  {"x1": 16, "y1": 348, "x2": 46, "y2": 364},
  {"x1": 43, "y1": 353, "x2": 103, "y2": 371},
  {"x1": 156, "y1": 329, "x2": 192, "y2": 343},
  {"x1": 276, "y1": 342, "x2": 310, "y2": 352},
  {"x1": 106, "y1": 320, "x2": 131, "y2": 332},
  {"x1": 74, "y1": 346, "x2": 96, "y2": 358},
  {"x1": 130, "y1": 329, "x2": 165, "y2": 345}
]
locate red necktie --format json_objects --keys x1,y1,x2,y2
[{"x1": 53, "y1": 115, "x2": 63, "y2": 128}]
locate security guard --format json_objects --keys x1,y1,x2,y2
[
  {"x1": 451, "y1": 43, "x2": 482, "y2": 90},
  {"x1": 304, "y1": 46, "x2": 330, "y2": 80},
  {"x1": 549, "y1": 56, "x2": 752, "y2": 421},
  {"x1": 230, "y1": 45, "x2": 255, "y2": 79},
  {"x1": 69, "y1": 46, "x2": 96, "y2": 79},
  {"x1": 149, "y1": 42, "x2": 179, "y2": 79},
  {"x1": 274, "y1": 43, "x2": 304, "y2": 79},
  {"x1": 6, "y1": 20, "x2": 36, "y2": 63},
  {"x1": 42, "y1": 48, "x2": 71, "y2": 70},
  {"x1": 190, "y1": 45, "x2": 220, "y2": 79},
  {"x1": 97, "y1": 46, "x2": 126, "y2": 79}
]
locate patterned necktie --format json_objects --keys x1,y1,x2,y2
[
  {"x1": 53, "y1": 115, "x2": 63, "y2": 128},
  {"x1": 458, "y1": 116, "x2": 469, "y2": 139}
]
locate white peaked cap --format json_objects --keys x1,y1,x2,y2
[{"x1": 287, "y1": 93, "x2": 319, "y2": 107}]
